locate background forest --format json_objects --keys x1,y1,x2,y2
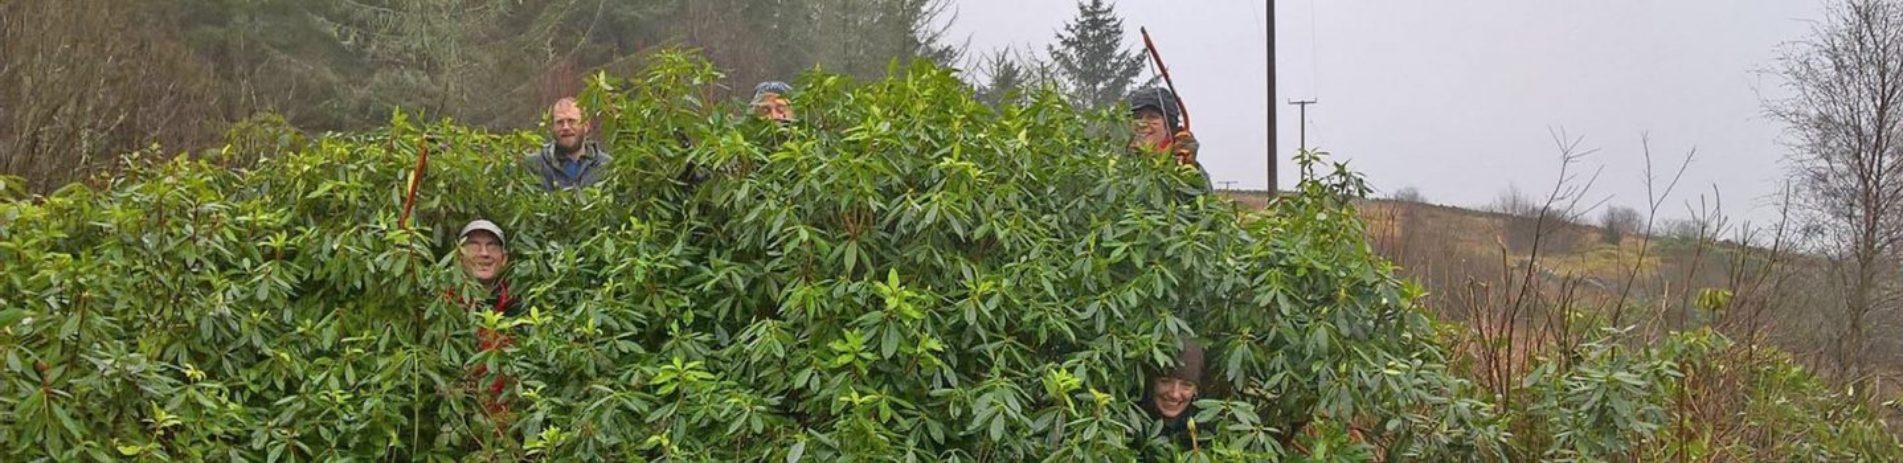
[{"x1": 0, "y1": 0, "x2": 967, "y2": 191}]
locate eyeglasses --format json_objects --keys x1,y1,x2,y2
[{"x1": 461, "y1": 240, "x2": 505, "y2": 253}]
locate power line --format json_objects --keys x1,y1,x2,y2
[{"x1": 1308, "y1": 0, "x2": 1321, "y2": 102}]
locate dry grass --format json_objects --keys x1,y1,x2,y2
[
  {"x1": 1225, "y1": 189, "x2": 1903, "y2": 452},
  {"x1": 1224, "y1": 189, "x2": 1900, "y2": 391}
]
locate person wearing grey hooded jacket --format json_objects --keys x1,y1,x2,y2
[{"x1": 524, "y1": 98, "x2": 614, "y2": 191}]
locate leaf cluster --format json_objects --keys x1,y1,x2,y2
[{"x1": 0, "y1": 51, "x2": 1493, "y2": 461}]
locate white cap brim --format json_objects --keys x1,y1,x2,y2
[{"x1": 459, "y1": 219, "x2": 506, "y2": 246}]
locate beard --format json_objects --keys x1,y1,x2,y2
[{"x1": 555, "y1": 135, "x2": 583, "y2": 156}]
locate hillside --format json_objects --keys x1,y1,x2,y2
[{"x1": 1228, "y1": 189, "x2": 1899, "y2": 418}]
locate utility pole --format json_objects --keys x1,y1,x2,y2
[
  {"x1": 1267, "y1": 0, "x2": 1276, "y2": 194},
  {"x1": 1288, "y1": 99, "x2": 1316, "y2": 153}
]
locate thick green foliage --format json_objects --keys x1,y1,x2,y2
[
  {"x1": 2, "y1": 49, "x2": 1892, "y2": 463},
  {"x1": 0, "y1": 51, "x2": 1493, "y2": 461},
  {"x1": 1497, "y1": 325, "x2": 1901, "y2": 462},
  {"x1": 6, "y1": 51, "x2": 1877, "y2": 462}
]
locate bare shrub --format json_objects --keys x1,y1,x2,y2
[
  {"x1": 1601, "y1": 206, "x2": 1642, "y2": 245},
  {"x1": 1490, "y1": 183, "x2": 1541, "y2": 218},
  {"x1": 1432, "y1": 133, "x2": 1903, "y2": 458},
  {"x1": 1490, "y1": 131, "x2": 1602, "y2": 254},
  {"x1": 1767, "y1": 0, "x2": 1903, "y2": 385},
  {"x1": 1390, "y1": 186, "x2": 1426, "y2": 203},
  {"x1": 1, "y1": 0, "x2": 226, "y2": 192}
]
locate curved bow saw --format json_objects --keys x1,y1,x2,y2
[{"x1": 1140, "y1": 27, "x2": 1194, "y2": 164}]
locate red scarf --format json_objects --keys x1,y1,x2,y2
[{"x1": 442, "y1": 281, "x2": 516, "y2": 397}]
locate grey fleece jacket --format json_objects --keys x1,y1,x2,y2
[{"x1": 524, "y1": 141, "x2": 612, "y2": 191}]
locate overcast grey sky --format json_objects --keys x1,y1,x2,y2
[{"x1": 942, "y1": 1, "x2": 1826, "y2": 225}]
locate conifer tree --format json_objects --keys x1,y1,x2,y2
[
  {"x1": 975, "y1": 48, "x2": 1029, "y2": 106},
  {"x1": 1047, "y1": 0, "x2": 1148, "y2": 110}
]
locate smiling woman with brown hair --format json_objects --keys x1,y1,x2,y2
[{"x1": 1136, "y1": 339, "x2": 1206, "y2": 454}]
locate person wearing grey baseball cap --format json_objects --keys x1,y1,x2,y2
[
  {"x1": 451, "y1": 219, "x2": 522, "y2": 422},
  {"x1": 457, "y1": 219, "x2": 513, "y2": 305}
]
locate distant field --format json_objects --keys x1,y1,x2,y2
[{"x1": 1219, "y1": 189, "x2": 1878, "y2": 378}]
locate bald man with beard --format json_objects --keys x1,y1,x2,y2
[{"x1": 524, "y1": 98, "x2": 613, "y2": 191}]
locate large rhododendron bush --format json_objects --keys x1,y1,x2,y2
[{"x1": 4, "y1": 52, "x2": 1530, "y2": 461}]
